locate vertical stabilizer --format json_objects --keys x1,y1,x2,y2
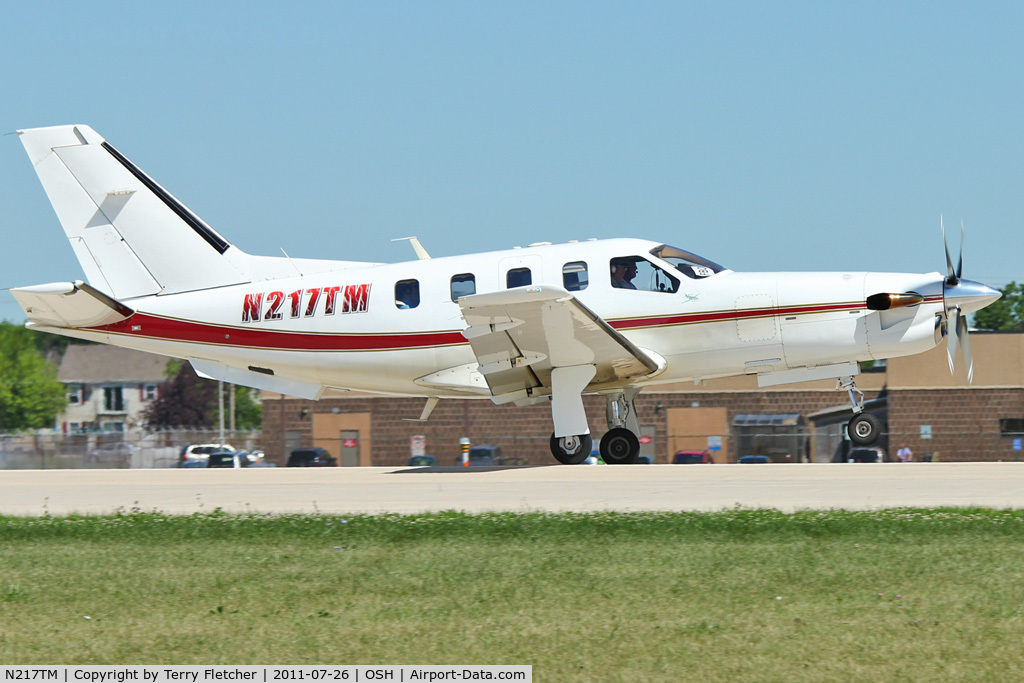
[{"x1": 17, "y1": 125, "x2": 249, "y2": 299}]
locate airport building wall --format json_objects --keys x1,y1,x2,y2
[{"x1": 260, "y1": 333, "x2": 1024, "y2": 466}]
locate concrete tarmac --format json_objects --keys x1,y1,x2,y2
[{"x1": 1, "y1": 462, "x2": 1023, "y2": 516}]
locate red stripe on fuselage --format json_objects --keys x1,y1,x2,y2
[
  {"x1": 94, "y1": 313, "x2": 467, "y2": 351},
  {"x1": 87, "y1": 298, "x2": 936, "y2": 353}
]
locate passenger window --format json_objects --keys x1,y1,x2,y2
[
  {"x1": 610, "y1": 257, "x2": 679, "y2": 293},
  {"x1": 450, "y1": 273, "x2": 476, "y2": 302},
  {"x1": 395, "y1": 279, "x2": 420, "y2": 309},
  {"x1": 506, "y1": 268, "x2": 532, "y2": 288},
  {"x1": 562, "y1": 262, "x2": 588, "y2": 291}
]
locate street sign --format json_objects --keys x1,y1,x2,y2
[{"x1": 920, "y1": 425, "x2": 932, "y2": 440}]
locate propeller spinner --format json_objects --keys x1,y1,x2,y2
[{"x1": 941, "y1": 217, "x2": 1001, "y2": 383}]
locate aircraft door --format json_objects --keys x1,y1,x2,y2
[{"x1": 500, "y1": 255, "x2": 543, "y2": 289}]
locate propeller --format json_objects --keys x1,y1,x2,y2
[{"x1": 941, "y1": 216, "x2": 1000, "y2": 383}]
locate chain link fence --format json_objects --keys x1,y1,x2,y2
[{"x1": 0, "y1": 429, "x2": 263, "y2": 470}]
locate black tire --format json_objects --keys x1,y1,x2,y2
[
  {"x1": 600, "y1": 427, "x2": 641, "y2": 464},
  {"x1": 549, "y1": 433, "x2": 593, "y2": 465},
  {"x1": 848, "y1": 413, "x2": 882, "y2": 446}
]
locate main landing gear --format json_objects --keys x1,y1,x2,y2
[
  {"x1": 839, "y1": 376, "x2": 882, "y2": 446},
  {"x1": 548, "y1": 389, "x2": 643, "y2": 465},
  {"x1": 550, "y1": 433, "x2": 593, "y2": 465}
]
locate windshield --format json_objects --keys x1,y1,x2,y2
[{"x1": 650, "y1": 244, "x2": 725, "y2": 279}]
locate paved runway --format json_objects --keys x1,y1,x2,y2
[{"x1": 1, "y1": 462, "x2": 1023, "y2": 516}]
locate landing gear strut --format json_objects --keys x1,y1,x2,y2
[{"x1": 839, "y1": 376, "x2": 881, "y2": 446}]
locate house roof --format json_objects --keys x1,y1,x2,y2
[{"x1": 57, "y1": 345, "x2": 170, "y2": 384}]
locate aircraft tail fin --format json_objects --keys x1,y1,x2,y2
[{"x1": 17, "y1": 125, "x2": 249, "y2": 300}]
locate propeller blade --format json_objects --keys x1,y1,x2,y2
[
  {"x1": 958, "y1": 312, "x2": 973, "y2": 384},
  {"x1": 956, "y1": 220, "x2": 964, "y2": 281},
  {"x1": 942, "y1": 216, "x2": 958, "y2": 285},
  {"x1": 946, "y1": 306, "x2": 959, "y2": 374}
]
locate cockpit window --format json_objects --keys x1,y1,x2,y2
[
  {"x1": 650, "y1": 244, "x2": 725, "y2": 279},
  {"x1": 610, "y1": 256, "x2": 679, "y2": 293}
]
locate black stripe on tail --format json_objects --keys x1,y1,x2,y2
[{"x1": 101, "y1": 141, "x2": 231, "y2": 255}]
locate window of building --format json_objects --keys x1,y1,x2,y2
[
  {"x1": 395, "y1": 279, "x2": 420, "y2": 309},
  {"x1": 103, "y1": 386, "x2": 125, "y2": 412},
  {"x1": 562, "y1": 262, "x2": 589, "y2": 291},
  {"x1": 66, "y1": 386, "x2": 83, "y2": 404},
  {"x1": 451, "y1": 273, "x2": 476, "y2": 302},
  {"x1": 506, "y1": 268, "x2": 532, "y2": 288},
  {"x1": 142, "y1": 384, "x2": 157, "y2": 401},
  {"x1": 1000, "y1": 418, "x2": 1024, "y2": 436}
]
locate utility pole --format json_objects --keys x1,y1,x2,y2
[{"x1": 218, "y1": 380, "x2": 225, "y2": 444}]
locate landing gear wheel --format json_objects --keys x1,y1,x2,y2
[
  {"x1": 550, "y1": 433, "x2": 593, "y2": 465},
  {"x1": 848, "y1": 413, "x2": 882, "y2": 446},
  {"x1": 600, "y1": 427, "x2": 640, "y2": 464}
]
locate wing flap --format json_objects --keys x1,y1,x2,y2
[
  {"x1": 11, "y1": 281, "x2": 134, "y2": 328},
  {"x1": 458, "y1": 285, "x2": 659, "y2": 401}
]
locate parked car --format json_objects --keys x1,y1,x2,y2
[
  {"x1": 287, "y1": 447, "x2": 337, "y2": 467},
  {"x1": 672, "y1": 450, "x2": 715, "y2": 464},
  {"x1": 237, "y1": 450, "x2": 275, "y2": 467},
  {"x1": 407, "y1": 455, "x2": 436, "y2": 466},
  {"x1": 207, "y1": 451, "x2": 241, "y2": 468},
  {"x1": 843, "y1": 447, "x2": 886, "y2": 463},
  {"x1": 179, "y1": 443, "x2": 234, "y2": 466},
  {"x1": 738, "y1": 455, "x2": 770, "y2": 464},
  {"x1": 85, "y1": 442, "x2": 136, "y2": 463}
]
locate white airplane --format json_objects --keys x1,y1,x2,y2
[{"x1": 9, "y1": 125, "x2": 1002, "y2": 464}]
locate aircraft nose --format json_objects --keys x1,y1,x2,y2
[{"x1": 944, "y1": 278, "x2": 1001, "y2": 315}]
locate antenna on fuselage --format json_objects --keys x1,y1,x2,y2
[
  {"x1": 392, "y1": 236, "x2": 431, "y2": 260},
  {"x1": 280, "y1": 248, "x2": 304, "y2": 276}
]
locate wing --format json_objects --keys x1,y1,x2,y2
[{"x1": 458, "y1": 285, "x2": 662, "y2": 404}]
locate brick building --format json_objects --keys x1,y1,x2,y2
[{"x1": 260, "y1": 332, "x2": 1024, "y2": 466}]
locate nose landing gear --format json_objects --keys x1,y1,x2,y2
[{"x1": 839, "y1": 376, "x2": 882, "y2": 446}]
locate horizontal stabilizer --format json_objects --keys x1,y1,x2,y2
[{"x1": 11, "y1": 281, "x2": 134, "y2": 328}]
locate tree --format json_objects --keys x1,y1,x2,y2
[
  {"x1": 0, "y1": 323, "x2": 67, "y2": 431},
  {"x1": 143, "y1": 361, "x2": 262, "y2": 429},
  {"x1": 973, "y1": 281, "x2": 1024, "y2": 331},
  {"x1": 233, "y1": 385, "x2": 262, "y2": 430},
  {"x1": 143, "y1": 362, "x2": 217, "y2": 428}
]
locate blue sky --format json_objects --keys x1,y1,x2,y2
[{"x1": 2, "y1": 2, "x2": 1021, "y2": 321}]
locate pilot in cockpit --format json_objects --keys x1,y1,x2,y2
[{"x1": 610, "y1": 259, "x2": 638, "y2": 290}]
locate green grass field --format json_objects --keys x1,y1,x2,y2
[{"x1": 2, "y1": 508, "x2": 1023, "y2": 681}]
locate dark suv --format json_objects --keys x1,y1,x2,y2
[{"x1": 287, "y1": 448, "x2": 338, "y2": 467}]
